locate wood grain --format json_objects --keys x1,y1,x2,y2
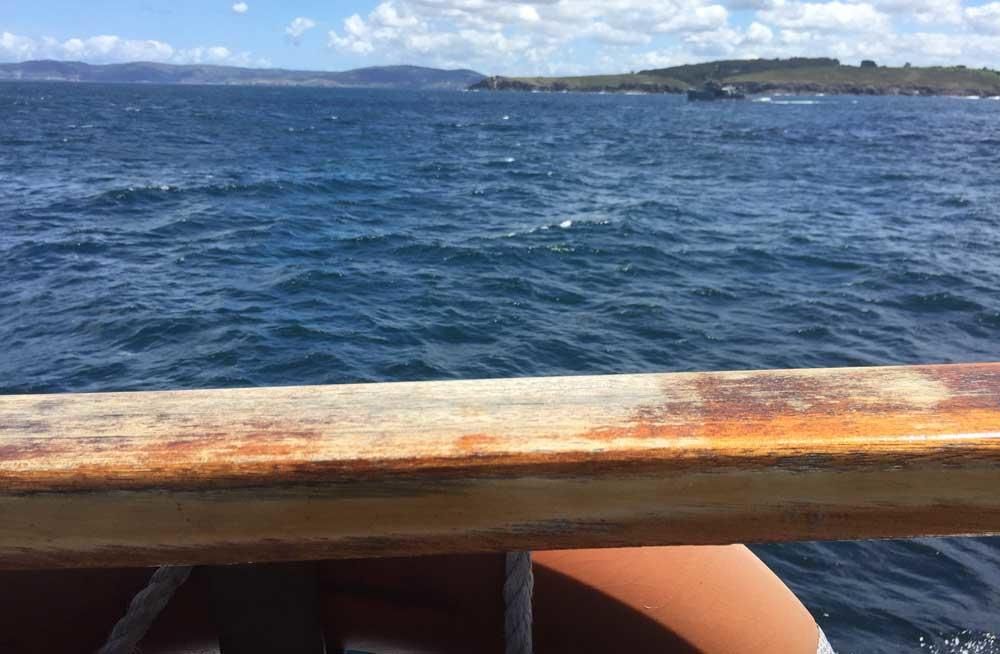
[{"x1": 1, "y1": 363, "x2": 999, "y2": 569}]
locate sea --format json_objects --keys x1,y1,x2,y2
[{"x1": 2, "y1": 82, "x2": 1000, "y2": 653}]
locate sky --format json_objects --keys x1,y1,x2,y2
[{"x1": 2, "y1": 0, "x2": 1000, "y2": 74}]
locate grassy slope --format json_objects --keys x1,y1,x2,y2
[
  {"x1": 482, "y1": 60, "x2": 1000, "y2": 95},
  {"x1": 725, "y1": 65, "x2": 1000, "y2": 93},
  {"x1": 641, "y1": 58, "x2": 839, "y2": 85}
]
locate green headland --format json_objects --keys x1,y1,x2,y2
[{"x1": 470, "y1": 57, "x2": 1000, "y2": 97}]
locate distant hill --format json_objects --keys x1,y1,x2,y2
[
  {"x1": 0, "y1": 60, "x2": 485, "y2": 90},
  {"x1": 470, "y1": 58, "x2": 1000, "y2": 96}
]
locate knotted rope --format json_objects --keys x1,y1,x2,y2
[
  {"x1": 504, "y1": 551, "x2": 534, "y2": 654},
  {"x1": 96, "y1": 565, "x2": 193, "y2": 654}
]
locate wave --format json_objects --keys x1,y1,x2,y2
[
  {"x1": 68, "y1": 176, "x2": 392, "y2": 209},
  {"x1": 484, "y1": 156, "x2": 516, "y2": 166},
  {"x1": 921, "y1": 630, "x2": 998, "y2": 653},
  {"x1": 503, "y1": 217, "x2": 615, "y2": 238},
  {"x1": 890, "y1": 292, "x2": 983, "y2": 313},
  {"x1": 757, "y1": 98, "x2": 821, "y2": 105}
]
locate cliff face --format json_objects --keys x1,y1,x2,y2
[{"x1": 473, "y1": 76, "x2": 538, "y2": 91}]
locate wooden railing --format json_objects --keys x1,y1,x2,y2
[{"x1": 1, "y1": 363, "x2": 999, "y2": 569}]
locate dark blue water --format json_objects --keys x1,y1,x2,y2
[{"x1": 2, "y1": 82, "x2": 1000, "y2": 653}]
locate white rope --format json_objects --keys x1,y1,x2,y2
[
  {"x1": 96, "y1": 565, "x2": 193, "y2": 654},
  {"x1": 504, "y1": 551, "x2": 534, "y2": 654}
]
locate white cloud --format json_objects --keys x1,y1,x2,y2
[
  {"x1": 322, "y1": 0, "x2": 1000, "y2": 73},
  {"x1": 588, "y1": 22, "x2": 652, "y2": 46},
  {"x1": 0, "y1": 31, "x2": 261, "y2": 67},
  {"x1": 612, "y1": 8, "x2": 1000, "y2": 73},
  {"x1": 30, "y1": 34, "x2": 176, "y2": 62},
  {"x1": 285, "y1": 17, "x2": 317, "y2": 43},
  {"x1": 323, "y1": 0, "x2": 999, "y2": 73},
  {"x1": 8, "y1": 0, "x2": 997, "y2": 75},
  {"x1": 869, "y1": 0, "x2": 962, "y2": 25},
  {"x1": 724, "y1": 0, "x2": 778, "y2": 8},
  {"x1": 327, "y1": 0, "x2": 730, "y2": 71},
  {"x1": 670, "y1": 20, "x2": 774, "y2": 58},
  {"x1": 758, "y1": 1, "x2": 891, "y2": 33},
  {"x1": 966, "y1": 2, "x2": 1000, "y2": 34},
  {"x1": 1, "y1": 32, "x2": 41, "y2": 61},
  {"x1": 746, "y1": 21, "x2": 775, "y2": 43},
  {"x1": 176, "y1": 46, "x2": 240, "y2": 65},
  {"x1": 652, "y1": 4, "x2": 729, "y2": 32}
]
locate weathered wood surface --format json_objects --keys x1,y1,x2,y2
[{"x1": 1, "y1": 363, "x2": 999, "y2": 569}]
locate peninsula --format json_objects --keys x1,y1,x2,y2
[
  {"x1": 470, "y1": 57, "x2": 1000, "y2": 97},
  {"x1": 0, "y1": 60, "x2": 485, "y2": 90}
]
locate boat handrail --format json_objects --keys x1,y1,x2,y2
[{"x1": 2, "y1": 362, "x2": 999, "y2": 569}]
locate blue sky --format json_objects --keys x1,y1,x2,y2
[{"x1": 3, "y1": 1, "x2": 1000, "y2": 74}]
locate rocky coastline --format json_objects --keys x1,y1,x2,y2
[
  {"x1": 469, "y1": 59, "x2": 1000, "y2": 97},
  {"x1": 471, "y1": 75, "x2": 686, "y2": 94}
]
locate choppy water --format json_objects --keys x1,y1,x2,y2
[{"x1": 2, "y1": 82, "x2": 1000, "y2": 653}]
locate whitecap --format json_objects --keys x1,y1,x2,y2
[
  {"x1": 502, "y1": 115, "x2": 510, "y2": 120},
  {"x1": 920, "y1": 629, "x2": 997, "y2": 653},
  {"x1": 754, "y1": 97, "x2": 773, "y2": 103},
  {"x1": 559, "y1": 219, "x2": 573, "y2": 228}
]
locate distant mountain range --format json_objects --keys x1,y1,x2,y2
[
  {"x1": 8, "y1": 57, "x2": 1000, "y2": 97},
  {"x1": 0, "y1": 60, "x2": 485, "y2": 90}
]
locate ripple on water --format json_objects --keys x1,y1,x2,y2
[{"x1": 2, "y1": 85, "x2": 1000, "y2": 654}]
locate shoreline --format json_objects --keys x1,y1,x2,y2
[{"x1": 470, "y1": 76, "x2": 1000, "y2": 98}]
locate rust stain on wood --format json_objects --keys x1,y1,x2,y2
[{"x1": 0, "y1": 363, "x2": 999, "y2": 568}]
